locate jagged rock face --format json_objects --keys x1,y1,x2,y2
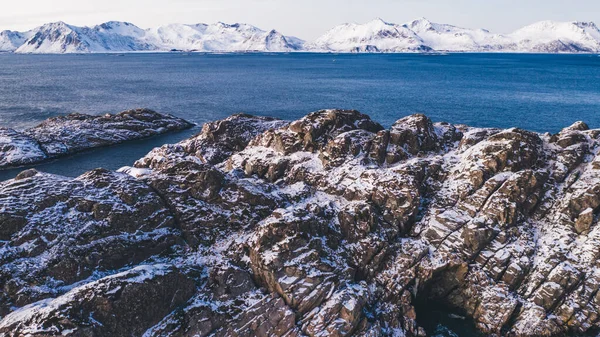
[
  {"x1": 135, "y1": 113, "x2": 288, "y2": 167},
  {"x1": 0, "y1": 108, "x2": 193, "y2": 169},
  {"x1": 0, "y1": 265, "x2": 196, "y2": 336},
  {"x1": 1, "y1": 109, "x2": 600, "y2": 336},
  {"x1": 0, "y1": 169, "x2": 181, "y2": 317}
]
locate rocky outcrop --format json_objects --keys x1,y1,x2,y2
[
  {"x1": 0, "y1": 168, "x2": 181, "y2": 317},
  {"x1": 0, "y1": 128, "x2": 47, "y2": 168},
  {"x1": 0, "y1": 108, "x2": 193, "y2": 169},
  {"x1": 0, "y1": 265, "x2": 196, "y2": 336},
  {"x1": 1, "y1": 109, "x2": 600, "y2": 336}
]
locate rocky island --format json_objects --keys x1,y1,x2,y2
[
  {"x1": 0, "y1": 108, "x2": 194, "y2": 169},
  {"x1": 0, "y1": 109, "x2": 599, "y2": 336}
]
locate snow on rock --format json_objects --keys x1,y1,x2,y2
[
  {"x1": 508, "y1": 20, "x2": 600, "y2": 52},
  {"x1": 2, "y1": 109, "x2": 600, "y2": 336},
  {"x1": 311, "y1": 17, "x2": 600, "y2": 53},
  {"x1": 13, "y1": 21, "x2": 304, "y2": 54},
  {"x1": 0, "y1": 168, "x2": 182, "y2": 317},
  {"x1": 0, "y1": 264, "x2": 195, "y2": 336},
  {"x1": 403, "y1": 17, "x2": 510, "y2": 52},
  {"x1": 0, "y1": 128, "x2": 47, "y2": 167},
  {"x1": 16, "y1": 21, "x2": 156, "y2": 54},
  {"x1": 15, "y1": 21, "x2": 154, "y2": 53},
  {"x1": 0, "y1": 108, "x2": 193, "y2": 169},
  {"x1": 308, "y1": 18, "x2": 432, "y2": 53},
  {"x1": 0, "y1": 30, "x2": 29, "y2": 52},
  {"x1": 145, "y1": 22, "x2": 304, "y2": 52}
]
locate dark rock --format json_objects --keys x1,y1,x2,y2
[
  {"x1": 0, "y1": 265, "x2": 196, "y2": 337},
  {"x1": 0, "y1": 169, "x2": 180, "y2": 313}
]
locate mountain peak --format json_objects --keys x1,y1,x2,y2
[
  {"x1": 574, "y1": 21, "x2": 600, "y2": 30},
  {"x1": 365, "y1": 18, "x2": 393, "y2": 26},
  {"x1": 404, "y1": 17, "x2": 435, "y2": 30},
  {"x1": 93, "y1": 21, "x2": 147, "y2": 41},
  {"x1": 215, "y1": 22, "x2": 242, "y2": 29},
  {"x1": 371, "y1": 17, "x2": 388, "y2": 23},
  {"x1": 99, "y1": 21, "x2": 135, "y2": 28},
  {"x1": 411, "y1": 17, "x2": 432, "y2": 24},
  {"x1": 41, "y1": 21, "x2": 71, "y2": 29},
  {"x1": 34, "y1": 21, "x2": 77, "y2": 35}
]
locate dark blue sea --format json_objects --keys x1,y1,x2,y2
[{"x1": 1, "y1": 52, "x2": 600, "y2": 182}]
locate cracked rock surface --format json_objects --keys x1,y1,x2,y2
[{"x1": 1, "y1": 109, "x2": 600, "y2": 336}]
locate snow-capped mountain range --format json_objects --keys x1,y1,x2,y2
[
  {"x1": 1, "y1": 21, "x2": 303, "y2": 53},
  {"x1": 2, "y1": 18, "x2": 600, "y2": 54},
  {"x1": 310, "y1": 18, "x2": 600, "y2": 53}
]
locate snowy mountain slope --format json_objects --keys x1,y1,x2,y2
[
  {"x1": 403, "y1": 17, "x2": 511, "y2": 51},
  {"x1": 0, "y1": 30, "x2": 29, "y2": 52},
  {"x1": 507, "y1": 20, "x2": 600, "y2": 52},
  {"x1": 16, "y1": 21, "x2": 156, "y2": 53},
  {"x1": 308, "y1": 18, "x2": 432, "y2": 52},
  {"x1": 16, "y1": 22, "x2": 84, "y2": 53},
  {"x1": 144, "y1": 22, "x2": 303, "y2": 52},
  {"x1": 13, "y1": 21, "x2": 304, "y2": 53},
  {"x1": 403, "y1": 18, "x2": 600, "y2": 52},
  {"x1": 90, "y1": 21, "x2": 156, "y2": 51},
  {"x1": 311, "y1": 17, "x2": 600, "y2": 53},
  {"x1": 4, "y1": 18, "x2": 600, "y2": 53}
]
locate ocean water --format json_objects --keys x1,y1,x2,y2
[{"x1": 1, "y1": 52, "x2": 600, "y2": 181}]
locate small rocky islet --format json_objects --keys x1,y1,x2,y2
[
  {"x1": 0, "y1": 109, "x2": 600, "y2": 336},
  {"x1": 0, "y1": 108, "x2": 194, "y2": 169}
]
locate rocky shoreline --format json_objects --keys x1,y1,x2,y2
[
  {"x1": 0, "y1": 108, "x2": 194, "y2": 169},
  {"x1": 0, "y1": 109, "x2": 599, "y2": 336}
]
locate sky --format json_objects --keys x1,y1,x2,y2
[{"x1": 1, "y1": 0, "x2": 599, "y2": 40}]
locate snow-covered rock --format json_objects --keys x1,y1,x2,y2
[
  {"x1": 312, "y1": 17, "x2": 600, "y2": 53},
  {"x1": 16, "y1": 21, "x2": 156, "y2": 53},
  {"x1": 12, "y1": 21, "x2": 304, "y2": 54},
  {"x1": 145, "y1": 22, "x2": 304, "y2": 52},
  {"x1": 0, "y1": 30, "x2": 29, "y2": 52},
  {"x1": 16, "y1": 21, "x2": 97, "y2": 53},
  {"x1": 403, "y1": 17, "x2": 510, "y2": 52},
  {"x1": 0, "y1": 108, "x2": 193, "y2": 169},
  {"x1": 309, "y1": 18, "x2": 432, "y2": 52},
  {"x1": 0, "y1": 128, "x2": 47, "y2": 167},
  {"x1": 507, "y1": 20, "x2": 600, "y2": 52}
]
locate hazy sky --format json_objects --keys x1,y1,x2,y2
[{"x1": 1, "y1": 0, "x2": 599, "y2": 40}]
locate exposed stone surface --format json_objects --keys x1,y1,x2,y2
[
  {"x1": 0, "y1": 168, "x2": 181, "y2": 317},
  {"x1": 0, "y1": 109, "x2": 193, "y2": 169},
  {"x1": 0, "y1": 128, "x2": 47, "y2": 168},
  {"x1": 1, "y1": 109, "x2": 600, "y2": 336},
  {"x1": 0, "y1": 265, "x2": 196, "y2": 336}
]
